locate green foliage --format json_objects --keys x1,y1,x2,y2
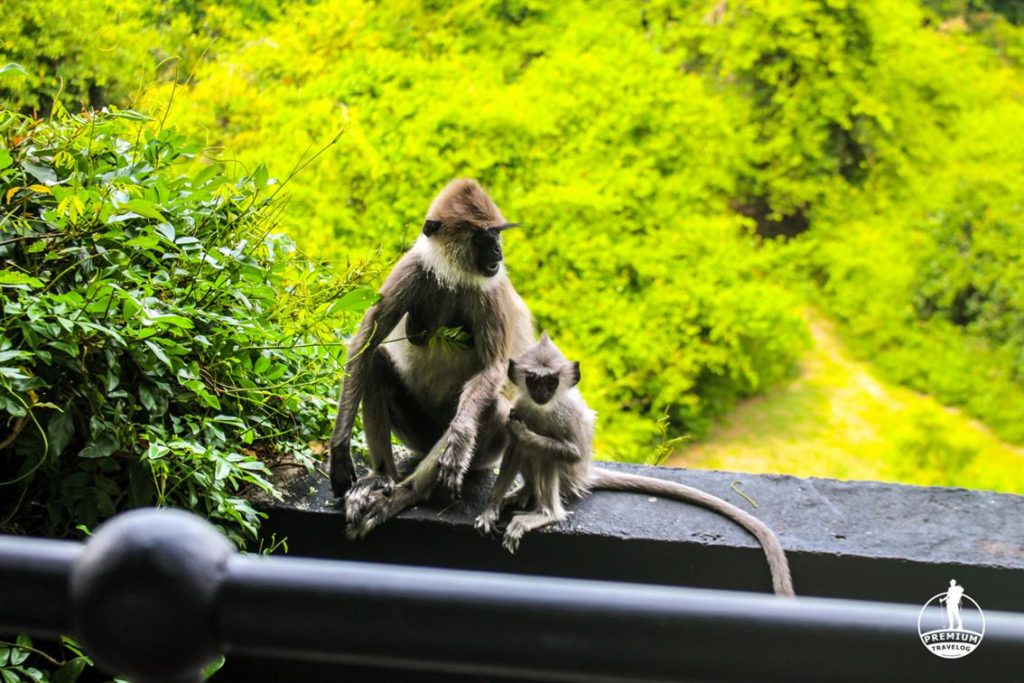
[
  {"x1": 656, "y1": 0, "x2": 1024, "y2": 443},
  {"x1": 122, "y1": 0, "x2": 1023, "y2": 460},
  {"x1": 0, "y1": 0, "x2": 155, "y2": 113},
  {"x1": 0, "y1": 0, "x2": 282, "y2": 115},
  {"x1": 4, "y1": 0, "x2": 1022, "y2": 478},
  {"x1": 142, "y1": 0, "x2": 813, "y2": 460},
  {"x1": 662, "y1": 0, "x2": 912, "y2": 217},
  {"x1": 525, "y1": 218, "x2": 809, "y2": 457},
  {"x1": 895, "y1": 408, "x2": 979, "y2": 485},
  {"x1": 0, "y1": 109, "x2": 369, "y2": 543},
  {"x1": 914, "y1": 187, "x2": 1023, "y2": 373},
  {"x1": 802, "y1": 44, "x2": 1024, "y2": 443},
  {"x1": 0, "y1": 633, "x2": 219, "y2": 683},
  {"x1": 0, "y1": 635, "x2": 89, "y2": 683}
]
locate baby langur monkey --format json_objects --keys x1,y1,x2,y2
[{"x1": 475, "y1": 334, "x2": 795, "y2": 597}]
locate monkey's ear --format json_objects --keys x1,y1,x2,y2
[
  {"x1": 507, "y1": 359, "x2": 518, "y2": 382},
  {"x1": 423, "y1": 219, "x2": 443, "y2": 237},
  {"x1": 569, "y1": 361, "x2": 581, "y2": 387}
]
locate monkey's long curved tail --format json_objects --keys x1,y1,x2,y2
[{"x1": 588, "y1": 468, "x2": 794, "y2": 597}]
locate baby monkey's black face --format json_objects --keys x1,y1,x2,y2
[
  {"x1": 525, "y1": 371, "x2": 560, "y2": 405},
  {"x1": 508, "y1": 334, "x2": 581, "y2": 406}
]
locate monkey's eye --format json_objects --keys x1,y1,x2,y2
[{"x1": 544, "y1": 376, "x2": 559, "y2": 392}]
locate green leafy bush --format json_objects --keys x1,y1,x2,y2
[
  {"x1": 0, "y1": 107, "x2": 369, "y2": 544},
  {"x1": 0, "y1": 1, "x2": 156, "y2": 114},
  {"x1": 0, "y1": 635, "x2": 91, "y2": 683},
  {"x1": 0, "y1": 0, "x2": 282, "y2": 115},
  {"x1": 914, "y1": 186, "x2": 1023, "y2": 377}
]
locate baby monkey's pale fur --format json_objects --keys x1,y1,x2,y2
[{"x1": 476, "y1": 334, "x2": 795, "y2": 597}]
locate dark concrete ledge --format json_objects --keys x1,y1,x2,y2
[{"x1": 253, "y1": 462, "x2": 1024, "y2": 612}]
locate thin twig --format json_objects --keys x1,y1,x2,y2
[
  {"x1": 237, "y1": 341, "x2": 349, "y2": 352},
  {"x1": 0, "y1": 484, "x2": 29, "y2": 528},
  {"x1": 267, "y1": 127, "x2": 347, "y2": 203},
  {"x1": 0, "y1": 232, "x2": 60, "y2": 247},
  {"x1": 0, "y1": 414, "x2": 29, "y2": 450},
  {"x1": 730, "y1": 480, "x2": 759, "y2": 509},
  {"x1": 0, "y1": 640, "x2": 62, "y2": 667}
]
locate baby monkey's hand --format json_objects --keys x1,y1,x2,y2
[{"x1": 507, "y1": 417, "x2": 529, "y2": 438}]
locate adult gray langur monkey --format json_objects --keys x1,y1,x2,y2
[
  {"x1": 476, "y1": 334, "x2": 795, "y2": 597},
  {"x1": 329, "y1": 178, "x2": 534, "y2": 539}
]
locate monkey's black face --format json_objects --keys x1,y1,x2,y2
[
  {"x1": 526, "y1": 372, "x2": 560, "y2": 405},
  {"x1": 473, "y1": 228, "x2": 504, "y2": 277}
]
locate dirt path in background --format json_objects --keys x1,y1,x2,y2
[{"x1": 665, "y1": 309, "x2": 1023, "y2": 491}]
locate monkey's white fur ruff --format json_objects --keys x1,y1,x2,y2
[{"x1": 413, "y1": 234, "x2": 507, "y2": 291}]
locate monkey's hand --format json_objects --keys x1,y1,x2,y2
[
  {"x1": 437, "y1": 433, "x2": 473, "y2": 499},
  {"x1": 474, "y1": 508, "x2": 500, "y2": 536},
  {"x1": 329, "y1": 437, "x2": 355, "y2": 497},
  {"x1": 507, "y1": 418, "x2": 529, "y2": 439}
]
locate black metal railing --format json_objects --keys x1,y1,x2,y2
[{"x1": 1, "y1": 508, "x2": 1022, "y2": 682}]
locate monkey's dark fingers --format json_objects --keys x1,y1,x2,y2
[
  {"x1": 437, "y1": 471, "x2": 464, "y2": 499},
  {"x1": 344, "y1": 500, "x2": 373, "y2": 540},
  {"x1": 348, "y1": 512, "x2": 382, "y2": 540},
  {"x1": 343, "y1": 475, "x2": 397, "y2": 540},
  {"x1": 344, "y1": 475, "x2": 392, "y2": 515},
  {"x1": 345, "y1": 495, "x2": 389, "y2": 540},
  {"x1": 436, "y1": 454, "x2": 468, "y2": 499}
]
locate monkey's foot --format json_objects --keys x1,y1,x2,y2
[
  {"x1": 345, "y1": 488, "x2": 391, "y2": 540},
  {"x1": 346, "y1": 481, "x2": 422, "y2": 541},
  {"x1": 501, "y1": 526, "x2": 523, "y2": 554},
  {"x1": 344, "y1": 474, "x2": 394, "y2": 538},
  {"x1": 502, "y1": 516, "x2": 535, "y2": 553},
  {"x1": 474, "y1": 509, "x2": 500, "y2": 536}
]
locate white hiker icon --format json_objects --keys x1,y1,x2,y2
[
  {"x1": 918, "y1": 579, "x2": 985, "y2": 658},
  {"x1": 939, "y1": 579, "x2": 965, "y2": 631}
]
